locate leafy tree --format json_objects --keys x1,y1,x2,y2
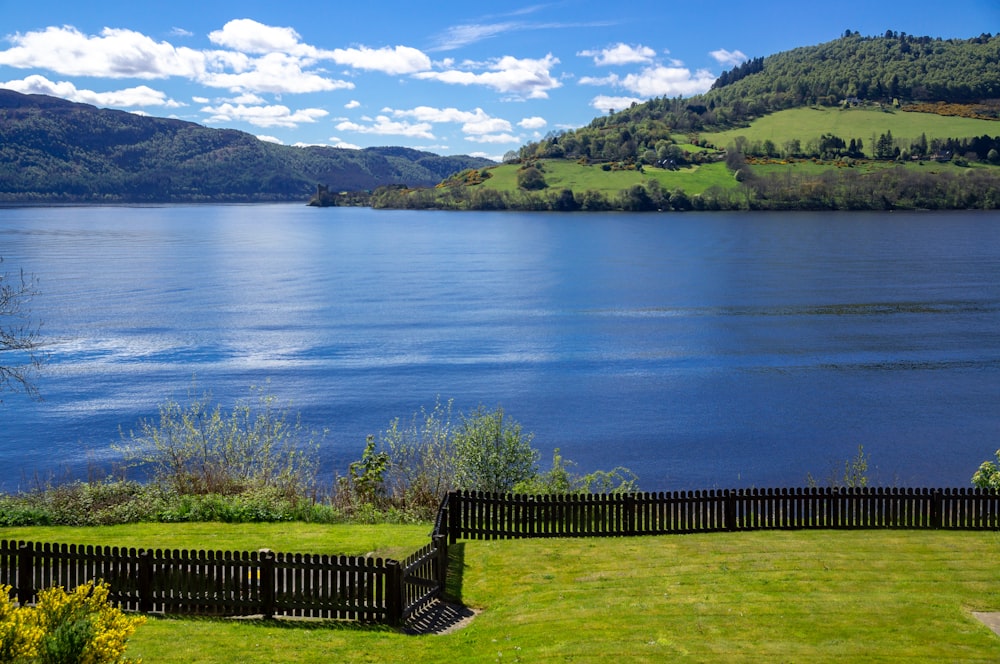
[
  {"x1": 452, "y1": 405, "x2": 538, "y2": 494},
  {"x1": 517, "y1": 166, "x2": 548, "y2": 190},
  {"x1": 0, "y1": 258, "x2": 44, "y2": 402},
  {"x1": 972, "y1": 449, "x2": 1000, "y2": 489}
]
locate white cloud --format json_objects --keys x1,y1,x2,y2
[
  {"x1": 0, "y1": 25, "x2": 206, "y2": 79},
  {"x1": 208, "y1": 19, "x2": 311, "y2": 56},
  {"x1": 465, "y1": 133, "x2": 519, "y2": 144},
  {"x1": 619, "y1": 65, "x2": 717, "y2": 96},
  {"x1": 414, "y1": 54, "x2": 561, "y2": 99},
  {"x1": 192, "y1": 96, "x2": 210, "y2": 104},
  {"x1": 710, "y1": 48, "x2": 748, "y2": 66},
  {"x1": 256, "y1": 135, "x2": 283, "y2": 144},
  {"x1": 328, "y1": 45, "x2": 431, "y2": 75},
  {"x1": 170, "y1": 27, "x2": 194, "y2": 38},
  {"x1": 201, "y1": 102, "x2": 328, "y2": 128},
  {"x1": 589, "y1": 94, "x2": 644, "y2": 112},
  {"x1": 335, "y1": 115, "x2": 435, "y2": 139},
  {"x1": 578, "y1": 73, "x2": 621, "y2": 87},
  {"x1": 391, "y1": 105, "x2": 481, "y2": 124},
  {"x1": 431, "y1": 22, "x2": 519, "y2": 51},
  {"x1": 345, "y1": 100, "x2": 361, "y2": 109},
  {"x1": 2, "y1": 74, "x2": 185, "y2": 107},
  {"x1": 200, "y1": 52, "x2": 354, "y2": 94},
  {"x1": 579, "y1": 43, "x2": 656, "y2": 66},
  {"x1": 518, "y1": 116, "x2": 547, "y2": 130},
  {"x1": 327, "y1": 138, "x2": 362, "y2": 150}
]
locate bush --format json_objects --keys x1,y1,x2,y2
[
  {"x1": 115, "y1": 384, "x2": 321, "y2": 497},
  {"x1": 451, "y1": 405, "x2": 538, "y2": 494},
  {"x1": 514, "y1": 449, "x2": 638, "y2": 494},
  {"x1": 972, "y1": 449, "x2": 1000, "y2": 489},
  {"x1": 0, "y1": 581, "x2": 145, "y2": 663}
]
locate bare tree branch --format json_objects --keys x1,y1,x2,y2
[{"x1": 0, "y1": 257, "x2": 45, "y2": 401}]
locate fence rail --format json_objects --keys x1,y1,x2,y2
[
  {"x1": 2, "y1": 487, "x2": 997, "y2": 625},
  {"x1": 436, "y1": 487, "x2": 1000, "y2": 542}
]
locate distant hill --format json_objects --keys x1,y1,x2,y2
[
  {"x1": 374, "y1": 32, "x2": 1000, "y2": 212},
  {"x1": 0, "y1": 90, "x2": 493, "y2": 203}
]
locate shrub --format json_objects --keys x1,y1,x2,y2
[
  {"x1": 115, "y1": 384, "x2": 321, "y2": 497},
  {"x1": 514, "y1": 449, "x2": 638, "y2": 494},
  {"x1": 452, "y1": 405, "x2": 538, "y2": 494},
  {"x1": 972, "y1": 449, "x2": 1000, "y2": 489},
  {"x1": 0, "y1": 581, "x2": 145, "y2": 663}
]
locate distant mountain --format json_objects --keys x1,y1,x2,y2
[{"x1": 0, "y1": 90, "x2": 493, "y2": 203}]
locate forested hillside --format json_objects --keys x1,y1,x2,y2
[
  {"x1": 509, "y1": 32, "x2": 1000, "y2": 164},
  {"x1": 371, "y1": 31, "x2": 1000, "y2": 212},
  {"x1": 0, "y1": 90, "x2": 492, "y2": 203}
]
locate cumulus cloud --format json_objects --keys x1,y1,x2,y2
[
  {"x1": 208, "y1": 19, "x2": 312, "y2": 56},
  {"x1": 2, "y1": 75, "x2": 185, "y2": 107},
  {"x1": 200, "y1": 52, "x2": 355, "y2": 94},
  {"x1": 518, "y1": 116, "x2": 546, "y2": 129},
  {"x1": 414, "y1": 54, "x2": 561, "y2": 99},
  {"x1": 710, "y1": 48, "x2": 748, "y2": 66},
  {"x1": 578, "y1": 43, "x2": 657, "y2": 66},
  {"x1": 0, "y1": 25, "x2": 206, "y2": 79},
  {"x1": 335, "y1": 116, "x2": 435, "y2": 139},
  {"x1": 581, "y1": 63, "x2": 715, "y2": 99},
  {"x1": 201, "y1": 102, "x2": 328, "y2": 128},
  {"x1": 465, "y1": 133, "x2": 519, "y2": 144},
  {"x1": 619, "y1": 65, "x2": 717, "y2": 96},
  {"x1": 344, "y1": 100, "x2": 361, "y2": 109},
  {"x1": 256, "y1": 135, "x2": 283, "y2": 144},
  {"x1": 589, "y1": 94, "x2": 644, "y2": 112},
  {"x1": 328, "y1": 45, "x2": 431, "y2": 75},
  {"x1": 327, "y1": 138, "x2": 362, "y2": 150}
]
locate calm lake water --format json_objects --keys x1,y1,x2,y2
[{"x1": 1, "y1": 204, "x2": 999, "y2": 492}]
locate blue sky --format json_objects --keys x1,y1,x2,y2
[{"x1": 1, "y1": 1, "x2": 997, "y2": 159}]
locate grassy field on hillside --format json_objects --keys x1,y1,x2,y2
[
  {"x1": 481, "y1": 160, "x2": 735, "y2": 196},
  {"x1": 10, "y1": 526, "x2": 996, "y2": 662},
  {"x1": 703, "y1": 106, "x2": 1000, "y2": 150}
]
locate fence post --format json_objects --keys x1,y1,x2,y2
[
  {"x1": 385, "y1": 560, "x2": 402, "y2": 627},
  {"x1": 624, "y1": 494, "x2": 636, "y2": 536},
  {"x1": 138, "y1": 549, "x2": 153, "y2": 613},
  {"x1": 259, "y1": 551, "x2": 275, "y2": 619},
  {"x1": 447, "y1": 492, "x2": 461, "y2": 544},
  {"x1": 433, "y1": 535, "x2": 448, "y2": 594},
  {"x1": 17, "y1": 543, "x2": 32, "y2": 606},
  {"x1": 725, "y1": 490, "x2": 738, "y2": 531},
  {"x1": 931, "y1": 489, "x2": 943, "y2": 529}
]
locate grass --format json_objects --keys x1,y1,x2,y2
[
  {"x1": 0, "y1": 522, "x2": 432, "y2": 560},
  {"x1": 9, "y1": 526, "x2": 996, "y2": 662},
  {"x1": 702, "y1": 105, "x2": 1000, "y2": 149},
  {"x1": 480, "y1": 160, "x2": 736, "y2": 196}
]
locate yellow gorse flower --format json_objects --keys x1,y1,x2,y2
[{"x1": 0, "y1": 581, "x2": 145, "y2": 663}]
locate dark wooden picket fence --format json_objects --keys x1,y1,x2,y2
[
  {"x1": 2, "y1": 487, "x2": 997, "y2": 625},
  {"x1": 0, "y1": 538, "x2": 447, "y2": 626},
  {"x1": 435, "y1": 487, "x2": 1000, "y2": 543}
]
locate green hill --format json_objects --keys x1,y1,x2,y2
[
  {"x1": 0, "y1": 89, "x2": 493, "y2": 203},
  {"x1": 373, "y1": 32, "x2": 1000, "y2": 212}
]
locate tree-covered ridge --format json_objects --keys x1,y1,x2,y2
[
  {"x1": 0, "y1": 90, "x2": 492, "y2": 203},
  {"x1": 511, "y1": 32, "x2": 1000, "y2": 166},
  {"x1": 708, "y1": 31, "x2": 1000, "y2": 108}
]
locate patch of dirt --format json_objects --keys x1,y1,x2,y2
[
  {"x1": 403, "y1": 600, "x2": 478, "y2": 635},
  {"x1": 972, "y1": 612, "x2": 1000, "y2": 637}
]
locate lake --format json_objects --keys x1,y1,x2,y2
[{"x1": 1, "y1": 204, "x2": 999, "y2": 492}]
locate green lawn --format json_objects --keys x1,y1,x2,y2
[
  {"x1": 0, "y1": 522, "x2": 432, "y2": 560},
  {"x1": 481, "y1": 160, "x2": 736, "y2": 196},
  {"x1": 702, "y1": 106, "x2": 1000, "y2": 150},
  {"x1": 13, "y1": 526, "x2": 992, "y2": 663}
]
